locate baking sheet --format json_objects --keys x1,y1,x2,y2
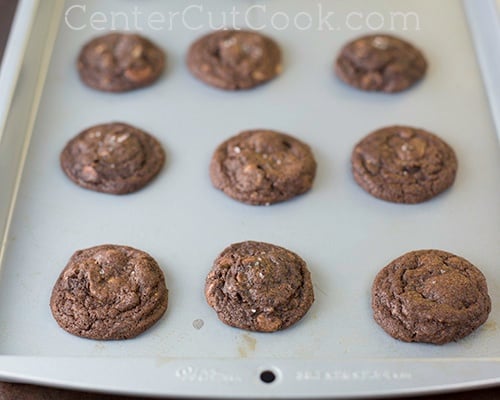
[{"x1": 0, "y1": 0, "x2": 500, "y2": 397}]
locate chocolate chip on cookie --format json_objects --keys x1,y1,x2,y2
[
  {"x1": 351, "y1": 125, "x2": 457, "y2": 204},
  {"x1": 78, "y1": 33, "x2": 165, "y2": 92},
  {"x1": 187, "y1": 30, "x2": 282, "y2": 90},
  {"x1": 210, "y1": 129, "x2": 317, "y2": 205},
  {"x1": 50, "y1": 244, "x2": 169, "y2": 340},
  {"x1": 335, "y1": 34, "x2": 427, "y2": 93},
  {"x1": 61, "y1": 122, "x2": 165, "y2": 195},
  {"x1": 372, "y1": 249, "x2": 491, "y2": 344},
  {"x1": 205, "y1": 241, "x2": 314, "y2": 332}
]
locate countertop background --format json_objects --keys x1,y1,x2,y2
[{"x1": 0, "y1": 1, "x2": 499, "y2": 399}]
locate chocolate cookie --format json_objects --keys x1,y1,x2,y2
[
  {"x1": 78, "y1": 33, "x2": 165, "y2": 92},
  {"x1": 372, "y1": 250, "x2": 491, "y2": 344},
  {"x1": 210, "y1": 130, "x2": 317, "y2": 205},
  {"x1": 60, "y1": 122, "x2": 165, "y2": 195},
  {"x1": 335, "y1": 34, "x2": 427, "y2": 93},
  {"x1": 50, "y1": 245, "x2": 168, "y2": 340},
  {"x1": 351, "y1": 126, "x2": 457, "y2": 204},
  {"x1": 187, "y1": 30, "x2": 282, "y2": 90},
  {"x1": 205, "y1": 241, "x2": 314, "y2": 332}
]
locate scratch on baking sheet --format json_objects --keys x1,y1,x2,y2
[
  {"x1": 483, "y1": 320, "x2": 497, "y2": 332},
  {"x1": 192, "y1": 318, "x2": 204, "y2": 330},
  {"x1": 94, "y1": 343, "x2": 106, "y2": 352},
  {"x1": 313, "y1": 283, "x2": 327, "y2": 296},
  {"x1": 238, "y1": 333, "x2": 256, "y2": 358},
  {"x1": 156, "y1": 356, "x2": 174, "y2": 367}
]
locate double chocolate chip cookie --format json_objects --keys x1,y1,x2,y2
[
  {"x1": 60, "y1": 122, "x2": 165, "y2": 195},
  {"x1": 205, "y1": 241, "x2": 314, "y2": 332},
  {"x1": 372, "y1": 250, "x2": 491, "y2": 344},
  {"x1": 50, "y1": 244, "x2": 169, "y2": 340},
  {"x1": 335, "y1": 34, "x2": 427, "y2": 93},
  {"x1": 351, "y1": 126, "x2": 457, "y2": 204},
  {"x1": 210, "y1": 129, "x2": 317, "y2": 205},
  {"x1": 187, "y1": 30, "x2": 282, "y2": 90},
  {"x1": 78, "y1": 33, "x2": 165, "y2": 92}
]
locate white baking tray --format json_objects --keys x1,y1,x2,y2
[{"x1": 0, "y1": 0, "x2": 499, "y2": 398}]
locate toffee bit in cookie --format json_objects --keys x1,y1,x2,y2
[{"x1": 371, "y1": 36, "x2": 389, "y2": 50}]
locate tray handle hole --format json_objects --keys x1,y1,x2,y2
[{"x1": 260, "y1": 370, "x2": 276, "y2": 384}]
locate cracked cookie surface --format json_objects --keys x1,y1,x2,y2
[
  {"x1": 50, "y1": 245, "x2": 168, "y2": 340},
  {"x1": 61, "y1": 122, "x2": 165, "y2": 195},
  {"x1": 187, "y1": 30, "x2": 282, "y2": 90},
  {"x1": 78, "y1": 33, "x2": 165, "y2": 92},
  {"x1": 351, "y1": 125, "x2": 457, "y2": 204},
  {"x1": 210, "y1": 129, "x2": 317, "y2": 205},
  {"x1": 205, "y1": 241, "x2": 314, "y2": 332},
  {"x1": 335, "y1": 34, "x2": 427, "y2": 93},
  {"x1": 372, "y1": 250, "x2": 491, "y2": 344}
]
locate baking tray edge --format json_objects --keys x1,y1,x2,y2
[
  {"x1": 464, "y1": 0, "x2": 500, "y2": 141},
  {"x1": 0, "y1": 0, "x2": 62, "y2": 272}
]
